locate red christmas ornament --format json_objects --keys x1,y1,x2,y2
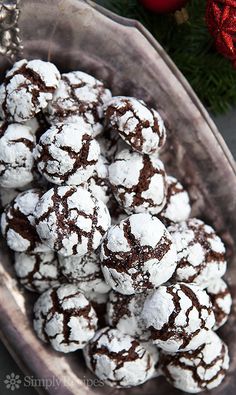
[
  {"x1": 206, "y1": 0, "x2": 236, "y2": 67},
  {"x1": 139, "y1": 0, "x2": 189, "y2": 13}
]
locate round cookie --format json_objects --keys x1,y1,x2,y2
[
  {"x1": 206, "y1": 278, "x2": 232, "y2": 330},
  {"x1": 0, "y1": 59, "x2": 60, "y2": 122},
  {"x1": 33, "y1": 283, "x2": 98, "y2": 352},
  {"x1": 160, "y1": 331, "x2": 229, "y2": 393},
  {"x1": 46, "y1": 71, "x2": 112, "y2": 137},
  {"x1": 159, "y1": 176, "x2": 191, "y2": 225},
  {"x1": 104, "y1": 96, "x2": 166, "y2": 155},
  {"x1": 106, "y1": 291, "x2": 151, "y2": 341},
  {"x1": 141, "y1": 283, "x2": 215, "y2": 352},
  {"x1": 14, "y1": 250, "x2": 62, "y2": 293},
  {"x1": 168, "y1": 218, "x2": 227, "y2": 287},
  {"x1": 1, "y1": 188, "x2": 50, "y2": 253},
  {"x1": 34, "y1": 122, "x2": 100, "y2": 186},
  {"x1": 109, "y1": 149, "x2": 167, "y2": 215},
  {"x1": 86, "y1": 155, "x2": 111, "y2": 205},
  {"x1": 83, "y1": 327, "x2": 158, "y2": 388},
  {"x1": 34, "y1": 186, "x2": 111, "y2": 257},
  {"x1": 100, "y1": 213, "x2": 177, "y2": 295},
  {"x1": 58, "y1": 251, "x2": 111, "y2": 294},
  {"x1": 0, "y1": 122, "x2": 35, "y2": 188}
]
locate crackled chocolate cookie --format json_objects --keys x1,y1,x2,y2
[
  {"x1": 35, "y1": 186, "x2": 111, "y2": 257},
  {"x1": 1, "y1": 189, "x2": 49, "y2": 253},
  {"x1": 83, "y1": 327, "x2": 158, "y2": 388},
  {"x1": 0, "y1": 59, "x2": 60, "y2": 122},
  {"x1": 86, "y1": 155, "x2": 111, "y2": 205},
  {"x1": 107, "y1": 291, "x2": 150, "y2": 341},
  {"x1": 58, "y1": 251, "x2": 111, "y2": 294},
  {"x1": 34, "y1": 122, "x2": 100, "y2": 185},
  {"x1": 46, "y1": 71, "x2": 112, "y2": 137},
  {"x1": 159, "y1": 176, "x2": 191, "y2": 225},
  {"x1": 160, "y1": 331, "x2": 229, "y2": 393},
  {"x1": 0, "y1": 122, "x2": 35, "y2": 188},
  {"x1": 109, "y1": 149, "x2": 167, "y2": 215},
  {"x1": 14, "y1": 250, "x2": 61, "y2": 293},
  {"x1": 168, "y1": 218, "x2": 227, "y2": 287},
  {"x1": 33, "y1": 284, "x2": 98, "y2": 352},
  {"x1": 104, "y1": 96, "x2": 166, "y2": 155},
  {"x1": 206, "y1": 279, "x2": 232, "y2": 330},
  {"x1": 141, "y1": 283, "x2": 215, "y2": 352},
  {"x1": 100, "y1": 213, "x2": 177, "y2": 295}
]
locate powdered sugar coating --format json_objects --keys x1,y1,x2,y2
[
  {"x1": 100, "y1": 213, "x2": 177, "y2": 295},
  {"x1": 1, "y1": 189, "x2": 50, "y2": 253},
  {"x1": 86, "y1": 155, "x2": 111, "y2": 204},
  {"x1": 0, "y1": 122, "x2": 35, "y2": 188},
  {"x1": 46, "y1": 71, "x2": 112, "y2": 137},
  {"x1": 142, "y1": 283, "x2": 215, "y2": 352},
  {"x1": 0, "y1": 59, "x2": 60, "y2": 122},
  {"x1": 83, "y1": 327, "x2": 158, "y2": 388},
  {"x1": 104, "y1": 96, "x2": 166, "y2": 155},
  {"x1": 109, "y1": 149, "x2": 167, "y2": 215},
  {"x1": 160, "y1": 331, "x2": 229, "y2": 393},
  {"x1": 14, "y1": 250, "x2": 61, "y2": 293},
  {"x1": 33, "y1": 283, "x2": 98, "y2": 352},
  {"x1": 58, "y1": 251, "x2": 111, "y2": 294},
  {"x1": 159, "y1": 176, "x2": 191, "y2": 224},
  {"x1": 206, "y1": 279, "x2": 232, "y2": 330},
  {"x1": 34, "y1": 122, "x2": 100, "y2": 185},
  {"x1": 169, "y1": 218, "x2": 227, "y2": 287},
  {"x1": 107, "y1": 291, "x2": 151, "y2": 341},
  {"x1": 35, "y1": 186, "x2": 111, "y2": 257}
]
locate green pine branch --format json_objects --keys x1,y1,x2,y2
[{"x1": 98, "y1": 0, "x2": 236, "y2": 114}]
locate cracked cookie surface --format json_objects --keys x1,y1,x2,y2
[
  {"x1": 160, "y1": 331, "x2": 229, "y2": 393},
  {"x1": 34, "y1": 122, "x2": 100, "y2": 185},
  {"x1": 0, "y1": 59, "x2": 60, "y2": 122},
  {"x1": 168, "y1": 218, "x2": 227, "y2": 287},
  {"x1": 83, "y1": 327, "x2": 158, "y2": 388},
  {"x1": 104, "y1": 96, "x2": 166, "y2": 155},
  {"x1": 34, "y1": 186, "x2": 111, "y2": 257},
  {"x1": 0, "y1": 122, "x2": 35, "y2": 188},
  {"x1": 109, "y1": 149, "x2": 167, "y2": 215},
  {"x1": 141, "y1": 283, "x2": 215, "y2": 352},
  {"x1": 46, "y1": 71, "x2": 112, "y2": 137},
  {"x1": 100, "y1": 213, "x2": 177, "y2": 295},
  {"x1": 33, "y1": 283, "x2": 98, "y2": 352}
]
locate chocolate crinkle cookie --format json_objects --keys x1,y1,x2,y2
[
  {"x1": 100, "y1": 213, "x2": 177, "y2": 295},
  {"x1": 104, "y1": 96, "x2": 166, "y2": 155},
  {"x1": 14, "y1": 250, "x2": 62, "y2": 293},
  {"x1": 141, "y1": 283, "x2": 215, "y2": 353},
  {"x1": 46, "y1": 71, "x2": 112, "y2": 137},
  {"x1": 86, "y1": 154, "x2": 111, "y2": 205},
  {"x1": 58, "y1": 251, "x2": 111, "y2": 294},
  {"x1": 206, "y1": 278, "x2": 232, "y2": 330},
  {"x1": 34, "y1": 186, "x2": 111, "y2": 257},
  {"x1": 33, "y1": 122, "x2": 100, "y2": 185},
  {"x1": 158, "y1": 176, "x2": 191, "y2": 225},
  {"x1": 0, "y1": 121, "x2": 35, "y2": 188},
  {"x1": 109, "y1": 149, "x2": 167, "y2": 215},
  {"x1": 1, "y1": 188, "x2": 50, "y2": 253},
  {"x1": 33, "y1": 283, "x2": 98, "y2": 353},
  {"x1": 160, "y1": 331, "x2": 229, "y2": 393},
  {"x1": 0, "y1": 59, "x2": 60, "y2": 122},
  {"x1": 106, "y1": 290, "x2": 151, "y2": 341},
  {"x1": 83, "y1": 327, "x2": 158, "y2": 388},
  {"x1": 168, "y1": 218, "x2": 227, "y2": 287}
]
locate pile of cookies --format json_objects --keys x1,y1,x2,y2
[{"x1": 0, "y1": 59, "x2": 232, "y2": 393}]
